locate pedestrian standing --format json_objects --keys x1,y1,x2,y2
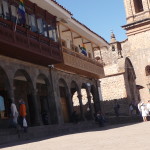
[
  {"x1": 18, "y1": 99, "x2": 28, "y2": 132},
  {"x1": 113, "y1": 100, "x2": 120, "y2": 117}
]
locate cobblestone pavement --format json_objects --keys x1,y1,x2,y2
[{"x1": 1, "y1": 122, "x2": 150, "y2": 150}]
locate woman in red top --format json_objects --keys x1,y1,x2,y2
[{"x1": 19, "y1": 99, "x2": 28, "y2": 132}]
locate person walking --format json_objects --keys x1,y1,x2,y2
[
  {"x1": 18, "y1": 99, "x2": 28, "y2": 132},
  {"x1": 113, "y1": 100, "x2": 120, "y2": 117},
  {"x1": 141, "y1": 102, "x2": 148, "y2": 122},
  {"x1": 10, "y1": 100, "x2": 19, "y2": 127}
]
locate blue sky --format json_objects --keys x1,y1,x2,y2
[{"x1": 55, "y1": 0, "x2": 127, "y2": 42}]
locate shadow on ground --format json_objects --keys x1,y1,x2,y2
[{"x1": 0, "y1": 115, "x2": 143, "y2": 149}]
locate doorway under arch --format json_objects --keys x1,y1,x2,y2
[
  {"x1": 36, "y1": 74, "x2": 50, "y2": 125},
  {"x1": 0, "y1": 67, "x2": 10, "y2": 121},
  {"x1": 59, "y1": 78, "x2": 71, "y2": 123},
  {"x1": 13, "y1": 69, "x2": 35, "y2": 126},
  {"x1": 125, "y1": 58, "x2": 138, "y2": 104}
]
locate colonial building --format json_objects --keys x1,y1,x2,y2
[
  {"x1": 99, "y1": 0, "x2": 150, "y2": 115},
  {"x1": 0, "y1": 0, "x2": 108, "y2": 128}
]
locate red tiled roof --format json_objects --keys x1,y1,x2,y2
[{"x1": 51, "y1": 0, "x2": 72, "y2": 15}]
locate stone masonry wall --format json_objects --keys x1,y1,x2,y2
[{"x1": 100, "y1": 74, "x2": 127, "y2": 101}]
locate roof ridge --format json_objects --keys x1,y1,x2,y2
[{"x1": 51, "y1": 0, "x2": 72, "y2": 15}]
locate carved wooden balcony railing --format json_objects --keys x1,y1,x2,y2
[
  {"x1": 56, "y1": 47, "x2": 105, "y2": 78},
  {"x1": 0, "y1": 18, "x2": 62, "y2": 66}
]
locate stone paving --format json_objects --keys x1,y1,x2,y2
[{"x1": 1, "y1": 121, "x2": 150, "y2": 150}]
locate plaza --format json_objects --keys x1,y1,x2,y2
[{"x1": 1, "y1": 121, "x2": 150, "y2": 150}]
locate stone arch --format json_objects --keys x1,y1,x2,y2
[
  {"x1": 81, "y1": 83, "x2": 93, "y2": 120},
  {"x1": 58, "y1": 78, "x2": 72, "y2": 123},
  {"x1": 70, "y1": 81, "x2": 81, "y2": 119},
  {"x1": 124, "y1": 57, "x2": 138, "y2": 104},
  {"x1": 36, "y1": 74, "x2": 51, "y2": 125},
  {"x1": 0, "y1": 66, "x2": 11, "y2": 121},
  {"x1": 13, "y1": 69, "x2": 35, "y2": 126},
  {"x1": 91, "y1": 85, "x2": 100, "y2": 113}
]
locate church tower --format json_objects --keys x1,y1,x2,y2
[
  {"x1": 122, "y1": 0, "x2": 150, "y2": 101},
  {"x1": 123, "y1": 0, "x2": 150, "y2": 24},
  {"x1": 123, "y1": 0, "x2": 150, "y2": 36}
]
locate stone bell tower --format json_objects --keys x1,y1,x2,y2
[
  {"x1": 122, "y1": 0, "x2": 150, "y2": 46},
  {"x1": 123, "y1": 0, "x2": 150, "y2": 24},
  {"x1": 122, "y1": 0, "x2": 150, "y2": 101}
]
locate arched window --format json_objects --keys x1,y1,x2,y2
[
  {"x1": 145, "y1": 65, "x2": 150, "y2": 76},
  {"x1": 133, "y1": 0, "x2": 144, "y2": 13}
]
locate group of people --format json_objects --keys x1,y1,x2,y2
[
  {"x1": 0, "y1": 95, "x2": 28, "y2": 132},
  {"x1": 138, "y1": 101, "x2": 150, "y2": 122},
  {"x1": 10, "y1": 98, "x2": 28, "y2": 133}
]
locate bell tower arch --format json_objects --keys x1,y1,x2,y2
[{"x1": 124, "y1": 0, "x2": 150, "y2": 24}]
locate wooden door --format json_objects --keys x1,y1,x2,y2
[{"x1": 61, "y1": 97, "x2": 69, "y2": 123}]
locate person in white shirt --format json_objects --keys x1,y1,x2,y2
[
  {"x1": 138, "y1": 102, "x2": 142, "y2": 115},
  {"x1": 146, "y1": 100, "x2": 150, "y2": 115},
  {"x1": 10, "y1": 101, "x2": 19, "y2": 126},
  {"x1": 141, "y1": 102, "x2": 148, "y2": 122}
]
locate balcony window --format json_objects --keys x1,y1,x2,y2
[
  {"x1": 2, "y1": 0, "x2": 10, "y2": 20},
  {"x1": 43, "y1": 20, "x2": 48, "y2": 37},
  {"x1": 48, "y1": 24, "x2": 58, "y2": 42},
  {"x1": 27, "y1": 14, "x2": 37, "y2": 32},
  {"x1": 37, "y1": 18, "x2": 43, "y2": 34},
  {"x1": 0, "y1": 0, "x2": 58, "y2": 42},
  {"x1": 10, "y1": 5, "x2": 17, "y2": 23},
  {"x1": 37, "y1": 18, "x2": 48, "y2": 37}
]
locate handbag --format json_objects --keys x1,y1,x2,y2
[{"x1": 23, "y1": 118, "x2": 28, "y2": 127}]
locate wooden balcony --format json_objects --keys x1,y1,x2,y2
[
  {"x1": 55, "y1": 47, "x2": 105, "y2": 79},
  {"x1": 0, "y1": 18, "x2": 62, "y2": 66}
]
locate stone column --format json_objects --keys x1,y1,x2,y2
[
  {"x1": 31, "y1": 89, "x2": 41, "y2": 126},
  {"x1": 87, "y1": 93, "x2": 94, "y2": 120},
  {"x1": 95, "y1": 80, "x2": 102, "y2": 112},
  {"x1": 8, "y1": 81, "x2": 15, "y2": 102},
  {"x1": 47, "y1": 86, "x2": 58, "y2": 124},
  {"x1": 49, "y1": 68, "x2": 63, "y2": 124},
  {"x1": 77, "y1": 94, "x2": 85, "y2": 120},
  {"x1": 67, "y1": 91, "x2": 74, "y2": 115}
]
